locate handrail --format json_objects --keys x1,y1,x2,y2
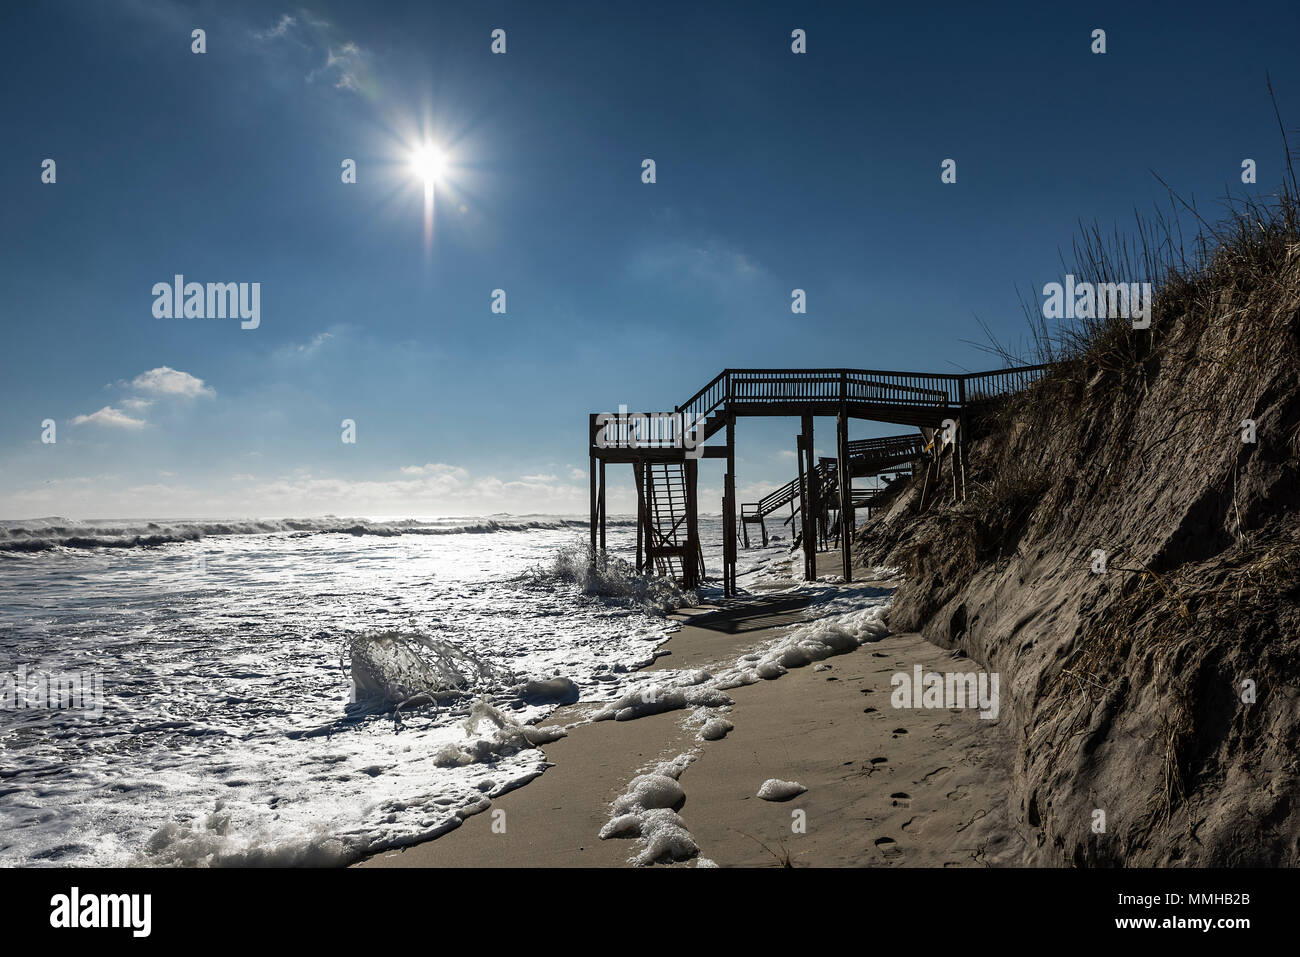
[
  {"x1": 845, "y1": 434, "x2": 926, "y2": 457},
  {"x1": 604, "y1": 363, "x2": 1052, "y2": 450},
  {"x1": 746, "y1": 432, "x2": 926, "y2": 519},
  {"x1": 678, "y1": 364, "x2": 1047, "y2": 416},
  {"x1": 675, "y1": 370, "x2": 730, "y2": 420},
  {"x1": 752, "y1": 460, "x2": 835, "y2": 516}
]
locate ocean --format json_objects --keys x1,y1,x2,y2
[{"x1": 0, "y1": 514, "x2": 802, "y2": 866}]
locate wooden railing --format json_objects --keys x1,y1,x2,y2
[
  {"x1": 753, "y1": 461, "x2": 834, "y2": 516},
  {"x1": 674, "y1": 370, "x2": 730, "y2": 428},
  {"x1": 844, "y1": 433, "x2": 927, "y2": 462},
  {"x1": 844, "y1": 371, "x2": 953, "y2": 407},
  {"x1": 959, "y1": 365, "x2": 1052, "y2": 401},
  {"x1": 748, "y1": 433, "x2": 925, "y2": 518},
  {"x1": 670, "y1": 364, "x2": 1051, "y2": 428},
  {"x1": 594, "y1": 410, "x2": 698, "y2": 450}
]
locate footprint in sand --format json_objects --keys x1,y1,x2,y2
[
  {"x1": 863, "y1": 707, "x2": 878, "y2": 714},
  {"x1": 874, "y1": 837, "x2": 903, "y2": 861},
  {"x1": 946, "y1": 785, "x2": 969, "y2": 801},
  {"x1": 920, "y1": 766, "x2": 950, "y2": 783},
  {"x1": 891, "y1": 728, "x2": 908, "y2": 738},
  {"x1": 870, "y1": 756, "x2": 888, "y2": 765},
  {"x1": 902, "y1": 816, "x2": 922, "y2": 834},
  {"x1": 890, "y1": 791, "x2": 911, "y2": 808}
]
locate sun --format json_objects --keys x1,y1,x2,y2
[
  {"x1": 399, "y1": 131, "x2": 460, "y2": 254},
  {"x1": 410, "y1": 142, "x2": 447, "y2": 186}
]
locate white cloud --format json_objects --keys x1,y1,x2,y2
[
  {"x1": 399, "y1": 463, "x2": 470, "y2": 479},
  {"x1": 298, "y1": 332, "x2": 333, "y2": 354},
  {"x1": 273, "y1": 329, "x2": 342, "y2": 362},
  {"x1": 246, "y1": 464, "x2": 592, "y2": 513},
  {"x1": 71, "y1": 366, "x2": 211, "y2": 431},
  {"x1": 322, "y1": 43, "x2": 363, "y2": 90},
  {"x1": 260, "y1": 14, "x2": 369, "y2": 94},
  {"x1": 252, "y1": 13, "x2": 295, "y2": 40},
  {"x1": 0, "y1": 460, "x2": 613, "y2": 519},
  {"x1": 130, "y1": 367, "x2": 215, "y2": 399},
  {"x1": 125, "y1": 483, "x2": 178, "y2": 497},
  {"x1": 70, "y1": 406, "x2": 148, "y2": 430}
]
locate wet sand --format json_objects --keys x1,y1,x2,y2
[{"x1": 359, "y1": 571, "x2": 1023, "y2": 868}]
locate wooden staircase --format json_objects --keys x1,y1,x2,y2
[
  {"x1": 739, "y1": 432, "x2": 927, "y2": 548},
  {"x1": 640, "y1": 461, "x2": 704, "y2": 588},
  {"x1": 591, "y1": 363, "x2": 1051, "y2": 593}
]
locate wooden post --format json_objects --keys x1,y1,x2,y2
[
  {"x1": 724, "y1": 413, "x2": 736, "y2": 596},
  {"x1": 795, "y1": 434, "x2": 808, "y2": 578},
  {"x1": 645, "y1": 464, "x2": 658, "y2": 574},
  {"x1": 950, "y1": 435, "x2": 959, "y2": 502},
  {"x1": 685, "y1": 458, "x2": 700, "y2": 589},
  {"x1": 816, "y1": 473, "x2": 826, "y2": 546},
  {"x1": 633, "y1": 461, "x2": 645, "y2": 572},
  {"x1": 956, "y1": 377, "x2": 968, "y2": 502},
  {"x1": 589, "y1": 415, "x2": 598, "y2": 557},
  {"x1": 724, "y1": 472, "x2": 734, "y2": 596},
  {"x1": 598, "y1": 459, "x2": 606, "y2": 553},
  {"x1": 815, "y1": 470, "x2": 824, "y2": 548},
  {"x1": 958, "y1": 420, "x2": 968, "y2": 502},
  {"x1": 837, "y1": 406, "x2": 853, "y2": 582},
  {"x1": 801, "y1": 413, "x2": 817, "y2": 581},
  {"x1": 918, "y1": 451, "x2": 934, "y2": 513}
]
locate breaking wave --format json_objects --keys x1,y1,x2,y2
[
  {"x1": 522, "y1": 539, "x2": 696, "y2": 614},
  {"x1": 0, "y1": 516, "x2": 637, "y2": 553},
  {"x1": 348, "y1": 630, "x2": 512, "y2": 708},
  {"x1": 0, "y1": 513, "x2": 692, "y2": 868}
]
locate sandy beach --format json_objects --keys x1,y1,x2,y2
[
  {"x1": 360, "y1": 567, "x2": 1025, "y2": 868},
  {"x1": 9, "y1": 11, "x2": 1300, "y2": 944}
]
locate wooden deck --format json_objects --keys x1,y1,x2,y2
[{"x1": 589, "y1": 364, "x2": 1049, "y2": 594}]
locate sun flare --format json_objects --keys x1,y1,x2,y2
[
  {"x1": 410, "y1": 143, "x2": 447, "y2": 186},
  {"x1": 400, "y1": 132, "x2": 460, "y2": 254}
]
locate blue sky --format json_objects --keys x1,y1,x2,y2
[{"x1": 2, "y1": 0, "x2": 1298, "y2": 519}]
